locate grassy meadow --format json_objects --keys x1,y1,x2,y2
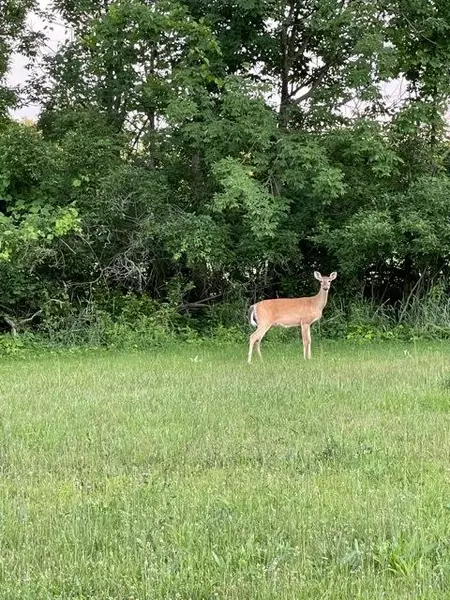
[{"x1": 1, "y1": 340, "x2": 450, "y2": 598}]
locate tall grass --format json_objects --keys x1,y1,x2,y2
[
  {"x1": 14, "y1": 284, "x2": 450, "y2": 350},
  {"x1": 399, "y1": 286, "x2": 450, "y2": 338},
  {"x1": 0, "y1": 341, "x2": 450, "y2": 598}
]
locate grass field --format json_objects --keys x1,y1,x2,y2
[{"x1": 1, "y1": 340, "x2": 450, "y2": 599}]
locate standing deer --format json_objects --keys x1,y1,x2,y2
[{"x1": 247, "y1": 271, "x2": 337, "y2": 363}]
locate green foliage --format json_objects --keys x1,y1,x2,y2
[
  {"x1": 320, "y1": 210, "x2": 396, "y2": 273},
  {"x1": 0, "y1": 334, "x2": 27, "y2": 355},
  {"x1": 36, "y1": 0, "x2": 220, "y2": 135},
  {"x1": 211, "y1": 157, "x2": 288, "y2": 240},
  {"x1": 2, "y1": 0, "x2": 450, "y2": 341}
]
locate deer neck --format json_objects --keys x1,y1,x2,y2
[{"x1": 315, "y1": 287, "x2": 329, "y2": 311}]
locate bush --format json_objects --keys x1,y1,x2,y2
[{"x1": 1, "y1": 286, "x2": 450, "y2": 354}]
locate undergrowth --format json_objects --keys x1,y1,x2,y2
[{"x1": 2, "y1": 287, "x2": 450, "y2": 355}]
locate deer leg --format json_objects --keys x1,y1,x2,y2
[
  {"x1": 256, "y1": 326, "x2": 271, "y2": 361},
  {"x1": 301, "y1": 324, "x2": 311, "y2": 359},
  {"x1": 300, "y1": 325, "x2": 306, "y2": 358},
  {"x1": 248, "y1": 326, "x2": 270, "y2": 363}
]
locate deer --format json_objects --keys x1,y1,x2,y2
[{"x1": 247, "y1": 271, "x2": 337, "y2": 363}]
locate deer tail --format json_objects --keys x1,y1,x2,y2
[{"x1": 248, "y1": 305, "x2": 258, "y2": 327}]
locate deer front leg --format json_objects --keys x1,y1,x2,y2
[{"x1": 301, "y1": 324, "x2": 311, "y2": 359}]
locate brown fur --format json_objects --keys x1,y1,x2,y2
[{"x1": 248, "y1": 271, "x2": 337, "y2": 363}]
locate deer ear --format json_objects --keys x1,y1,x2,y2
[
  {"x1": 314, "y1": 271, "x2": 322, "y2": 280},
  {"x1": 329, "y1": 272, "x2": 337, "y2": 280}
]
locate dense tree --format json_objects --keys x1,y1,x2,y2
[
  {"x1": 1, "y1": 0, "x2": 450, "y2": 337},
  {"x1": 184, "y1": 0, "x2": 393, "y2": 127}
]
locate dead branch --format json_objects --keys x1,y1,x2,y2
[
  {"x1": 3, "y1": 316, "x2": 18, "y2": 337},
  {"x1": 177, "y1": 294, "x2": 221, "y2": 312},
  {"x1": 1, "y1": 299, "x2": 63, "y2": 336},
  {"x1": 2, "y1": 310, "x2": 42, "y2": 337}
]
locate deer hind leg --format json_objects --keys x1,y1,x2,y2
[
  {"x1": 301, "y1": 323, "x2": 311, "y2": 359},
  {"x1": 256, "y1": 328, "x2": 270, "y2": 360},
  {"x1": 248, "y1": 326, "x2": 270, "y2": 364}
]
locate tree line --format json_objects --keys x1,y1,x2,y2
[{"x1": 1, "y1": 0, "x2": 450, "y2": 340}]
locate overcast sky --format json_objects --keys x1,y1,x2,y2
[{"x1": 8, "y1": 0, "x2": 67, "y2": 119}]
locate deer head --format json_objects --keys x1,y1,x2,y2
[{"x1": 314, "y1": 271, "x2": 337, "y2": 292}]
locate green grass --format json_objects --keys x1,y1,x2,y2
[{"x1": 1, "y1": 340, "x2": 450, "y2": 599}]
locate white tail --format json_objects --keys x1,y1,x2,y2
[
  {"x1": 248, "y1": 305, "x2": 258, "y2": 327},
  {"x1": 247, "y1": 271, "x2": 337, "y2": 363}
]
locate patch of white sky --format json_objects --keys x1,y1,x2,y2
[
  {"x1": 9, "y1": 0, "x2": 408, "y2": 120},
  {"x1": 8, "y1": 0, "x2": 69, "y2": 119}
]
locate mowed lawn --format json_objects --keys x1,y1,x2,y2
[{"x1": 1, "y1": 341, "x2": 450, "y2": 599}]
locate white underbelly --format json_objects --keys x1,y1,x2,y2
[{"x1": 276, "y1": 315, "x2": 321, "y2": 327}]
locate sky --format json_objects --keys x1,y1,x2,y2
[{"x1": 8, "y1": 0, "x2": 67, "y2": 119}]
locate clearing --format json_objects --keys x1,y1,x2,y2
[{"x1": 0, "y1": 341, "x2": 449, "y2": 599}]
